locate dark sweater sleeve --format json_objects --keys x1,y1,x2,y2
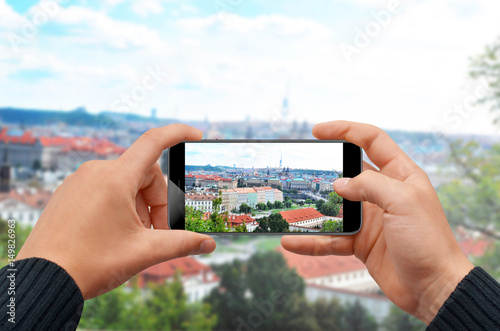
[
  {"x1": 0, "y1": 258, "x2": 84, "y2": 330},
  {"x1": 427, "y1": 266, "x2": 500, "y2": 330}
]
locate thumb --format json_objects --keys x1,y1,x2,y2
[
  {"x1": 333, "y1": 170, "x2": 414, "y2": 214},
  {"x1": 143, "y1": 229, "x2": 216, "y2": 266}
]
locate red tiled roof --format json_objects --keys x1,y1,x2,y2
[
  {"x1": 142, "y1": 256, "x2": 211, "y2": 278},
  {"x1": 0, "y1": 128, "x2": 37, "y2": 145},
  {"x1": 138, "y1": 256, "x2": 219, "y2": 288},
  {"x1": 185, "y1": 194, "x2": 216, "y2": 201},
  {"x1": 225, "y1": 214, "x2": 256, "y2": 225},
  {"x1": 280, "y1": 208, "x2": 324, "y2": 224},
  {"x1": 0, "y1": 189, "x2": 52, "y2": 209},
  {"x1": 276, "y1": 246, "x2": 366, "y2": 278},
  {"x1": 459, "y1": 239, "x2": 490, "y2": 257}
]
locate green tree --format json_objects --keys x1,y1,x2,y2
[
  {"x1": 256, "y1": 202, "x2": 267, "y2": 211},
  {"x1": 312, "y1": 298, "x2": 346, "y2": 331},
  {"x1": 321, "y1": 219, "x2": 343, "y2": 233},
  {"x1": 268, "y1": 213, "x2": 289, "y2": 232},
  {"x1": 254, "y1": 217, "x2": 270, "y2": 232},
  {"x1": 305, "y1": 198, "x2": 312, "y2": 206},
  {"x1": 469, "y1": 36, "x2": 500, "y2": 123},
  {"x1": 239, "y1": 203, "x2": 252, "y2": 214},
  {"x1": 234, "y1": 222, "x2": 248, "y2": 232},
  {"x1": 267, "y1": 201, "x2": 274, "y2": 209},
  {"x1": 245, "y1": 252, "x2": 306, "y2": 330},
  {"x1": 274, "y1": 200, "x2": 283, "y2": 209},
  {"x1": 342, "y1": 300, "x2": 378, "y2": 331},
  {"x1": 315, "y1": 199, "x2": 325, "y2": 209},
  {"x1": 185, "y1": 198, "x2": 229, "y2": 233},
  {"x1": 205, "y1": 260, "x2": 250, "y2": 330},
  {"x1": 80, "y1": 274, "x2": 217, "y2": 330},
  {"x1": 438, "y1": 141, "x2": 500, "y2": 240},
  {"x1": 0, "y1": 219, "x2": 31, "y2": 264},
  {"x1": 284, "y1": 200, "x2": 293, "y2": 208},
  {"x1": 382, "y1": 304, "x2": 426, "y2": 331}
]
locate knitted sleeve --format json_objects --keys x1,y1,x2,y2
[
  {"x1": 0, "y1": 258, "x2": 84, "y2": 330},
  {"x1": 427, "y1": 266, "x2": 500, "y2": 330}
]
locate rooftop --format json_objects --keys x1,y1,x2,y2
[
  {"x1": 277, "y1": 246, "x2": 366, "y2": 278},
  {"x1": 280, "y1": 207, "x2": 325, "y2": 223}
]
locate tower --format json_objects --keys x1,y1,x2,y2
[
  {"x1": 282, "y1": 85, "x2": 289, "y2": 117},
  {"x1": 0, "y1": 142, "x2": 11, "y2": 193}
]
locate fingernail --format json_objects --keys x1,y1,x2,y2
[
  {"x1": 334, "y1": 178, "x2": 351, "y2": 190},
  {"x1": 197, "y1": 239, "x2": 216, "y2": 255}
]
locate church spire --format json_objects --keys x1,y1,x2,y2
[
  {"x1": 1, "y1": 141, "x2": 11, "y2": 193},
  {"x1": 2, "y1": 141, "x2": 8, "y2": 164}
]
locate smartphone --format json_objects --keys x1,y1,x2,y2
[{"x1": 168, "y1": 140, "x2": 362, "y2": 235}]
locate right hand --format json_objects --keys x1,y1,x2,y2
[{"x1": 281, "y1": 121, "x2": 474, "y2": 325}]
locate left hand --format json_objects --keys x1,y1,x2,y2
[{"x1": 17, "y1": 124, "x2": 216, "y2": 299}]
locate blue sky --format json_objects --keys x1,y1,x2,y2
[
  {"x1": 186, "y1": 142, "x2": 343, "y2": 170},
  {"x1": 1, "y1": 0, "x2": 500, "y2": 135}
]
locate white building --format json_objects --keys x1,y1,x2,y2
[
  {"x1": 279, "y1": 207, "x2": 326, "y2": 229},
  {"x1": 0, "y1": 188, "x2": 52, "y2": 226},
  {"x1": 278, "y1": 246, "x2": 380, "y2": 293},
  {"x1": 185, "y1": 193, "x2": 216, "y2": 212},
  {"x1": 138, "y1": 256, "x2": 220, "y2": 303}
]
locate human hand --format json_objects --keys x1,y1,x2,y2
[
  {"x1": 281, "y1": 121, "x2": 474, "y2": 325},
  {"x1": 16, "y1": 124, "x2": 216, "y2": 300}
]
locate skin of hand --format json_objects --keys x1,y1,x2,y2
[
  {"x1": 281, "y1": 121, "x2": 474, "y2": 325},
  {"x1": 16, "y1": 124, "x2": 216, "y2": 300}
]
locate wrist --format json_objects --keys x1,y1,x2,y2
[{"x1": 415, "y1": 256, "x2": 474, "y2": 325}]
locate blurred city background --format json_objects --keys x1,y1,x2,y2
[{"x1": 1, "y1": 0, "x2": 499, "y2": 330}]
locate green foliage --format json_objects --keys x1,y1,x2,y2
[
  {"x1": 274, "y1": 200, "x2": 283, "y2": 209},
  {"x1": 0, "y1": 219, "x2": 32, "y2": 265},
  {"x1": 284, "y1": 200, "x2": 293, "y2": 208},
  {"x1": 438, "y1": 141, "x2": 500, "y2": 240},
  {"x1": 206, "y1": 252, "x2": 307, "y2": 330},
  {"x1": 256, "y1": 202, "x2": 267, "y2": 211},
  {"x1": 469, "y1": 36, "x2": 500, "y2": 123},
  {"x1": 185, "y1": 198, "x2": 229, "y2": 233},
  {"x1": 253, "y1": 214, "x2": 289, "y2": 233},
  {"x1": 316, "y1": 191, "x2": 342, "y2": 217},
  {"x1": 80, "y1": 273, "x2": 217, "y2": 330},
  {"x1": 321, "y1": 219, "x2": 343, "y2": 233},
  {"x1": 234, "y1": 222, "x2": 248, "y2": 232},
  {"x1": 343, "y1": 300, "x2": 378, "y2": 331},
  {"x1": 268, "y1": 213, "x2": 289, "y2": 232},
  {"x1": 305, "y1": 198, "x2": 312, "y2": 206},
  {"x1": 382, "y1": 304, "x2": 426, "y2": 331},
  {"x1": 239, "y1": 203, "x2": 252, "y2": 214},
  {"x1": 267, "y1": 201, "x2": 274, "y2": 209},
  {"x1": 315, "y1": 199, "x2": 325, "y2": 209}
]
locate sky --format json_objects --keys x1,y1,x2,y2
[
  {"x1": 185, "y1": 142, "x2": 343, "y2": 170},
  {"x1": 1, "y1": 0, "x2": 500, "y2": 135}
]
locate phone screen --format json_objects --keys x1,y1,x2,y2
[{"x1": 181, "y1": 142, "x2": 346, "y2": 233}]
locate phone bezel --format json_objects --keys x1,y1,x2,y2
[{"x1": 167, "y1": 139, "x2": 362, "y2": 235}]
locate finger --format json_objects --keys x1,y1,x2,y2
[
  {"x1": 363, "y1": 160, "x2": 378, "y2": 172},
  {"x1": 142, "y1": 230, "x2": 216, "y2": 265},
  {"x1": 135, "y1": 191, "x2": 152, "y2": 228},
  {"x1": 119, "y1": 123, "x2": 202, "y2": 179},
  {"x1": 281, "y1": 235, "x2": 354, "y2": 256},
  {"x1": 140, "y1": 163, "x2": 169, "y2": 229},
  {"x1": 313, "y1": 121, "x2": 421, "y2": 181},
  {"x1": 333, "y1": 170, "x2": 416, "y2": 214}
]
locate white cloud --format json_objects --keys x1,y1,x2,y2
[
  {"x1": 0, "y1": 0, "x2": 25, "y2": 29},
  {"x1": 52, "y1": 6, "x2": 170, "y2": 52}
]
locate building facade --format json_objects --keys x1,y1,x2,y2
[{"x1": 185, "y1": 193, "x2": 217, "y2": 212}]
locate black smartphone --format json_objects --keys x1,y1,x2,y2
[{"x1": 167, "y1": 140, "x2": 362, "y2": 235}]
